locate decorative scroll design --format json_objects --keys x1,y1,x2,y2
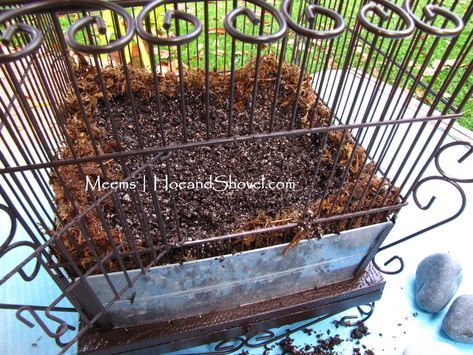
[
  {"x1": 0, "y1": 23, "x2": 43, "y2": 63},
  {"x1": 0, "y1": 204, "x2": 16, "y2": 254},
  {"x1": 136, "y1": 0, "x2": 202, "y2": 46},
  {"x1": 403, "y1": 0, "x2": 464, "y2": 37},
  {"x1": 338, "y1": 303, "x2": 375, "y2": 326},
  {"x1": 0, "y1": 0, "x2": 135, "y2": 62},
  {"x1": 64, "y1": 2, "x2": 135, "y2": 54},
  {"x1": 0, "y1": 204, "x2": 41, "y2": 281},
  {"x1": 358, "y1": 0, "x2": 415, "y2": 39},
  {"x1": 373, "y1": 141, "x2": 472, "y2": 275},
  {"x1": 16, "y1": 306, "x2": 76, "y2": 348},
  {"x1": 435, "y1": 141, "x2": 473, "y2": 183},
  {"x1": 0, "y1": 0, "x2": 463, "y2": 63},
  {"x1": 0, "y1": 203, "x2": 76, "y2": 347},
  {"x1": 1, "y1": 241, "x2": 42, "y2": 281},
  {"x1": 224, "y1": 0, "x2": 287, "y2": 44},
  {"x1": 191, "y1": 304, "x2": 374, "y2": 354},
  {"x1": 280, "y1": 0, "x2": 345, "y2": 39}
]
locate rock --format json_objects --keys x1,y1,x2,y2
[
  {"x1": 442, "y1": 294, "x2": 473, "y2": 343},
  {"x1": 403, "y1": 341, "x2": 459, "y2": 355},
  {"x1": 415, "y1": 253, "x2": 462, "y2": 313}
]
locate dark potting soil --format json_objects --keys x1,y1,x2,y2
[
  {"x1": 351, "y1": 323, "x2": 370, "y2": 340},
  {"x1": 54, "y1": 57, "x2": 399, "y2": 271},
  {"x1": 92, "y1": 87, "x2": 337, "y2": 259},
  {"x1": 275, "y1": 322, "x2": 375, "y2": 354}
]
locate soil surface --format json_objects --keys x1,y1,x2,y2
[
  {"x1": 94, "y1": 90, "x2": 329, "y2": 242},
  {"x1": 52, "y1": 56, "x2": 400, "y2": 272}
]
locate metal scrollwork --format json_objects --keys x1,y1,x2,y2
[
  {"x1": 0, "y1": 204, "x2": 41, "y2": 281},
  {"x1": 191, "y1": 303, "x2": 375, "y2": 354},
  {"x1": 372, "y1": 254, "x2": 405, "y2": 275},
  {"x1": 224, "y1": 0, "x2": 287, "y2": 44},
  {"x1": 0, "y1": 204, "x2": 16, "y2": 254},
  {"x1": 435, "y1": 141, "x2": 473, "y2": 183},
  {"x1": 0, "y1": 204, "x2": 73, "y2": 346},
  {"x1": 403, "y1": 0, "x2": 464, "y2": 37},
  {"x1": 136, "y1": 0, "x2": 202, "y2": 46},
  {"x1": 358, "y1": 0, "x2": 415, "y2": 39},
  {"x1": 213, "y1": 337, "x2": 246, "y2": 353},
  {"x1": 65, "y1": 2, "x2": 135, "y2": 54},
  {"x1": 280, "y1": 1, "x2": 345, "y2": 39},
  {"x1": 245, "y1": 329, "x2": 276, "y2": 347},
  {"x1": 338, "y1": 303, "x2": 375, "y2": 326},
  {"x1": 373, "y1": 141, "x2": 472, "y2": 275},
  {"x1": 0, "y1": 23, "x2": 43, "y2": 63},
  {"x1": 1, "y1": 241, "x2": 41, "y2": 281},
  {"x1": 0, "y1": 0, "x2": 135, "y2": 62},
  {"x1": 16, "y1": 306, "x2": 76, "y2": 348}
]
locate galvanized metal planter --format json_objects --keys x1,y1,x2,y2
[
  {"x1": 1, "y1": 0, "x2": 471, "y2": 352},
  {"x1": 84, "y1": 221, "x2": 392, "y2": 327}
]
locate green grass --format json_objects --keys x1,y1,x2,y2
[
  {"x1": 383, "y1": 0, "x2": 473, "y2": 131},
  {"x1": 59, "y1": 0, "x2": 472, "y2": 130}
]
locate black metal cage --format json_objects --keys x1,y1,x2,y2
[{"x1": 0, "y1": 0, "x2": 472, "y2": 352}]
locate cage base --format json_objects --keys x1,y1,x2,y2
[{"x1": 78, "y1": 263, "x2": 384, "y2": 354}]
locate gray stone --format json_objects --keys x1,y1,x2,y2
[
  {"x1": 415, "y1": 253, "x2": 462, "y2": 313},
  {"x1": 442, "y1": 294, "x2": 473, "y2": 344}
]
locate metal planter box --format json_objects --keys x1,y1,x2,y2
[{"x1": 83, "y1": 221, "x2": 392, "y2": 328}]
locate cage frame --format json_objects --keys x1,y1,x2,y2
[{"x1": 0, "y1": 0, "x2": 472, "y2": 352}]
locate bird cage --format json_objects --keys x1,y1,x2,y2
[{"x1": 0, "y1": 0, "x2": 472, "y2": 353}]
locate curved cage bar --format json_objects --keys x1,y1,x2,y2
[
  {"x1": 136, "y1": 0, "x2": 203, "y2": 46},
  {"x1": 0, "y1": 0, "x2": 472, "y2": 352},
  {"x1": 403, "y1": 0, "x2": 464, "y2": 37},
  {"x1": 358, "y1": 0, "x2": 415, "y2": 39}
]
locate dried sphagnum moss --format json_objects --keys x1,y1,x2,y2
[{"x1": 51, "y1": 54, "x2": 399, "y2": 273}]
